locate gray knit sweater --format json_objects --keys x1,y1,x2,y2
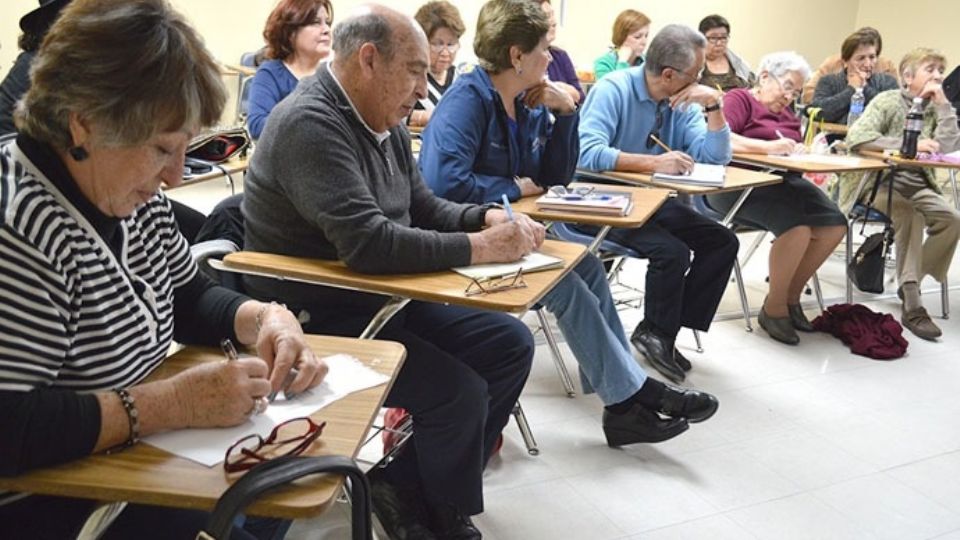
[
  {"x1": 810, "y1": 69, "x2": 899, "y2": 124},
  {"x1": 242, "y1": 62, "x2": 486, "y2": 311}
]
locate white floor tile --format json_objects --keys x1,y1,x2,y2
[
  {"x1": 726, "y1": 492, "x2": 872, "y2": 540},
  {"x1": 628, "y1": 514, "x2": 756, "y2": 540}
]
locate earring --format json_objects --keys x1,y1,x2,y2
[
  {"x1": 515, "y1": 66, "x2": 523, "y2": 76},
  {"x1": 68, "y1": 145, "x2": 88, "y2": 162}
]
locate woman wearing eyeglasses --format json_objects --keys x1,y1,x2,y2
[
  {"x1": 593, "y1": 9, "x2": 650, "y2": 80},
  {"x1": 697, "y1": 14, "x2": 755, "y2": 92},
  {"x1": 0, "y1": 1, "x2": 325, "y2": 537},
  {"x1": 705, "y1": 51, "x2": 847, "y2": 345},
  {"x1": 407, "y1": 1, "x2": 465, "y2": 128},
  {"x1": 419, "y1": 0, "x2": 719, "y2": 449},
  {"x1": 247, "y1": 0, "x2": 334, "y2": 139}
]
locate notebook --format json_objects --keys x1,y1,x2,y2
[
  {"x1": 535, "y1": 190, "x2": 634, "y2": 216},
  {"x1": 452, "y1": 252, "x2": 564, "y2": 281},
  {"x1": 652, "y1": 163, "x2": 726, "y2": 187}
]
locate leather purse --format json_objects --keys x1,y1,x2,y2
[
  {"x1": 186, "y1": 126, "x2": 250, "y2": 163},
  {"x1": 847, "y1": 172, "x2": 894, "y2": 294}
]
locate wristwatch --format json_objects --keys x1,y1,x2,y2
[{"x1": 703, "y1": 100, "x2": 723, "y2": 113}]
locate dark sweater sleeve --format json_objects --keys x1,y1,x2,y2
[
  {"x1": 535, "y1": 112, "x2": 579, "y2": 188},
  {"x1": 810, "y1": 73, "x2": 855, "y2": 123},
  {"x1": 172, "y1": 270, "x2": 250, "y2": 347},
  {"x1": 0, "y1": 389, "x2": 100, "y2": 476}
]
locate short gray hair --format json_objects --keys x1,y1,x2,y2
[
  {"x1": 645, "y1": 24, "x2": 706, "y2": 75},
  {"x1": 332, "y1": 9, "x2": 396, "y2": 62},
  {"x1": 16, "y1": 0, "x2": 226, "y2": 150},
  {"x1": 758, "y1": 51, "x2": 811, "y2": 82}
]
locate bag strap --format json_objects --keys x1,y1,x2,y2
[{"x1": 199, "y1": 455, "x2": 371, "y2": 540}]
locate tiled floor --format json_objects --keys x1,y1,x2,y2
[{"x1": 171, "y1": 181, "x2": 960, "y2": 539}]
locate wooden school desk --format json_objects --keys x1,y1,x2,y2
[{"x1": 0, "y1": 335, "x2": 405, "y2": 521}]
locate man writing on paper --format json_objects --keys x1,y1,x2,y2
[
  {"x1": 577, "y1": 24, "x2": 738, "y2": 384},
  {"x1": 242, "y1": 5, "x2": 537, "y2": 539}
]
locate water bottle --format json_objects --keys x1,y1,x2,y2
[
  {"x1": 899, "y1": 97, "x2": 924, "y2": 159},
  {"x1": 847, "y1": 87, "x2": 865, "y2": 126}
]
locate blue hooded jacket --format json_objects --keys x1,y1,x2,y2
[{"x1": 418, "y1": 66, "x2": 579, "y2": 204}]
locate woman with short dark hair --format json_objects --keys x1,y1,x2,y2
[
  {"x1": 697, "y1": 14, "x2": 755, "y2": 91},
  {"x1": 810, "y1": 28, "x2": 899, "y2": 123},
  {"x1": 247, "y1": 0, "x2": 334, "y2": 138},
  {"x1": 593, "y1": 9, "x2": 650, "y2": 80},
  {"x1": 0, "y1": 0, "x2": 325, "y2": 536}
]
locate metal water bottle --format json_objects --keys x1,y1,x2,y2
[{"x1": 899, "y1": 97, "x2": 924, "y2": 159}]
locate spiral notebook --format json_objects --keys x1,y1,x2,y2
[{"x1": 652, "y1": 163, "x2": 726, "y2": 187}]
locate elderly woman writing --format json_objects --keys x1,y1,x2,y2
[
  {"x1": 247, "y1": 0, "x2": 334, "y2": 138},
  {"x1": 705, "y1": 51, "x2": 847, "y2": 345},
  {"x1": 0, "y1": 0, "x2": 325, "y2": 537}
]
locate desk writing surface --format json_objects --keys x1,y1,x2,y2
[
  {"x1": 587, "y1": 166, "x2": 781, "y2": 194},
  {"x1": 0, "y1": 335, "x2": 405, "y2": 519},
  {"x1": 510, "y1": 183, "x2": 670, "y2": 228},
  {"x1": 223, "y1": 239, "x2": 586, "y2": 314},
  {"x1": 858, "y1": 150, "x2": 960, "y2": 170},
  {"x1": 731, "y1": 153, "x2": 889, "y2": 173}
]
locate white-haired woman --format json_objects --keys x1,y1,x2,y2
[{"x1": 706, "y1": 51, "x2": 847, "y2": 345}]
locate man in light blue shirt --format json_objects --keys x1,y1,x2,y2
[{"x1": 577, "y1": 24, "x2": 738, "y2": 384}]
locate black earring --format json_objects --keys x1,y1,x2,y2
[{"x1": 68, "y1": 145, "x2": 89, "y2": 161}]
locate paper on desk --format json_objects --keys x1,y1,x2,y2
[
  {"x1": 144, "y1": 353, "x2": 390, "y2": 467},
  {"x1": 652, "y1": 163, "x2": 726, "y2": 186},
  {"x1": 770, "y1": 153, "x2": 865, "y2": 166},
  {"x1": 452, "y1": 251, "x2": 563, "y2": 280}
]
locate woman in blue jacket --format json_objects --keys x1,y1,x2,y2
[{"x1": 419, "y1": 0, "x2": 718, "y2": 448}]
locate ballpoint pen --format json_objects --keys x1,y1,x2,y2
[
  {"x1": 501, "y1": 193, "x2": 515, "y2": 221},
  {"x1": 220, "y1": 338, "x2": 239, "y2": 362}
]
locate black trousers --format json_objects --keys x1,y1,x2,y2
[
  {"x1": 578, "y1": 198, "x2": 738, "y2": 339},
  {"x1": 301, "y1": 301, "x2": 534, "y2": 516}
]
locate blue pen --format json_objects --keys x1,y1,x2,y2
[{"x1": 501, "y1": 193, "x2": 515, "y2": 221}]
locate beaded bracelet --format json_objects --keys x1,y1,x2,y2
[
  {"x1": 107, "y1": 388, "x2": 140, "y2": 454},
  {"x1": 255, "y1": 301, "x2": 286, "y2": 334}
]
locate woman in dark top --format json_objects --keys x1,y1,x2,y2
[
  {"x1": 810, "y1": 28, "x2": 899, "y2": 124},
  {"x1": 409, "y1": 0, "x2": 466, "y2": 127},
  {"x1": 538, "y1": 0, "x2": 584, "y2": 104},
  {"x1": 697, "y1": 14, "x2": 755, "y2": 92},
  {"x1": 0, "y1": 1, "x2": 324, "y2": 537}
]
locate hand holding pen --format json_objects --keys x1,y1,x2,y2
[{"x1": 648, "y1": 134, "x2": 695, "y2": 175}]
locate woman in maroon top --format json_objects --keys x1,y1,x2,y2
[{"x1": 706, "y1": 51, "x2": 846, "y2": 346}]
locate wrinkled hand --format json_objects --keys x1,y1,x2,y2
[
  {"x1": 173, "y1": 357, "x2": 272, "y2": 427},
  {"x1": 917, "y1": 139, "x2": 941, "y2": 154},
  {"x1": 847, "y1": 70, "x2": 868, "y2": 89},
  {"x1": 516, "y1": 176, "x2": 545, "y2": 196},
  {"x1": 524, "y1": 79, "x2": 577, "y2": 114},
  {"x1": 256, "y1": 305, "x2": 327, "y2": 397},
  {"x1": 653, "y1": 151, "x2": 695, "y2": 175},
  {"x1": 669, "y1": 84, "x2": 722, "y2": 111},
  {"x1": 919, "y1": 81, "x2": 948, "y2": 105},
  {"x1": 477, "y1": 217, "x2": 544, "y2": 262},
  {"x1": 766, "y1": 138, "x2": 799, "y2": 155}
]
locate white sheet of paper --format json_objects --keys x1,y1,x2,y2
[
  {"x1": 144, "y1": 353, "x2": 390, "y2": 467},
  {"x1": 652, "y1": 163, "x2": 726, "y2": 186},
  {"x1": 452, "y1": 251, "x2": 563, "y2": 280},
  {"x1": 770, "y1": 153, "x2": 866, "y2": 166}
]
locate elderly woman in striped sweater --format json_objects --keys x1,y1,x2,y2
[{"x1": 0, "y1": 1, "x2": 325, "y2": 538}]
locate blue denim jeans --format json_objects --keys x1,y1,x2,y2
[{"x1": 539, "y1": 254, "x2": 647, "y2": 405}]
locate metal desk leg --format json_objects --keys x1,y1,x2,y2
[
  {"x1": 512, "y1": 402, "x2": 539, "y2": 456},
  {"x1": 77, "y1": 502, "x2": 127, "y2": 540},
  {"x1": 692, "y1": 329, "x2": 704, "y2": 353},
  {"x1": 812, "y1": 273, "x2": 825, "y2": 312},
  {"x1": 720, "y1": 187, "x2": 755, "y2": 331},
  {"x1": 535, "y1": 308, "x2": 576, "y2": 398},
  {"x1": 358, "y1": 296, "x2": 411, "y2": 340},
  {"x1": 586, "y1": 225, "x2": 613, "y2": 255}
]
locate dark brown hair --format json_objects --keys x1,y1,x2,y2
[
  {"x1": 840, "y1": 27, "x2": 882, "y2": 62},
  {"x1": 263, "y1": 0, "x2": 334, "y2": 61}
]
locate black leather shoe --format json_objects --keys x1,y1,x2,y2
[
  {"x1": 427, "y1": 502, "x2": 482, "y2": 540},
  {"x1": 602, "y1": 402, "x2": 689, "y2": 447},
  {"x1": 674, "y1": 348, "x2": 693, "y2": 372},
  {"x1": 369, "y1": 469, "x2": 438, "y2": 540},
  {"x1": 788, "y1": 304, "x2": 815, "y2": 332},
  {"x1": 659, "y1": 383, "x2": 719, "y2": 423},
  {"x1": 631, "y1": 326, "x2": 685, "y2": 383},
  {"x1": 758, "y1": 307, "x2": 799, "y2": 345}
]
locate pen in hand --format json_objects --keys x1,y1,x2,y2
[
  {"x1": 220, "y1": 338, "x2": 239, "y2": 362},
  {"x1": 501, "y1": 193, "x2": 515, "y2": 222}
]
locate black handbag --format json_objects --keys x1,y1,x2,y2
[{"x1": 847, "y1": 172, "x2": 894, "y2": 294}]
